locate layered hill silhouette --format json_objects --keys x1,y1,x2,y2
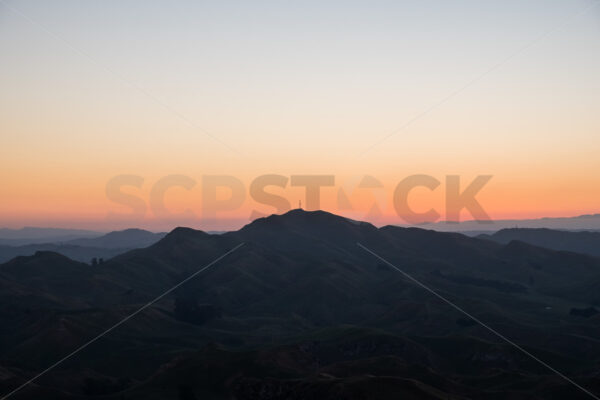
[
  {"x1": 65, "y1": 229, "x2": 166, "y2": 249},
  {"x1": 413, "y1": 213, "x2": 600, "y2": 233},
  {"x1": 479, "y1": 228, "x2": 600, "y2": 257},
  {"x1": 1, "y1": 210, "x2": 600, "y2": 399},
  {"x1": 0, "y1": 229, "x2": 166, "y2": 264},
  {"x1": 0, "y1": 227, "x2": 102, "y2": 246}
]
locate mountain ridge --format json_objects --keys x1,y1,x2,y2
[
  {"x1": 479, "y1": 227, "x2": 600, "y2": 257},
  {"x1": 2, "y1": 209, "x2": 600, "y2": 399}
]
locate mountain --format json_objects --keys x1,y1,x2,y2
[
  {"x1": 2, "y1": 210, "x2": 600, "y2": 399},
  {"x1": 0, "y1": 251, "x2": 127, "y2": 309},
  {"x1": 0, "y1": 229, "x2": 167, "y2": 264},
  {"x1": 0, "y1": 244, "x2": 127, "y2": 264},
  {"x1": 478, "y1": 228, "x2": 600, "y2": 257},
  {"x1": 64, "y1": 229, "x2": 166, "y2": 249},
  {"x1": 0, "y1": 228, "x2": 102, "y2": 246},
  {"x1": 411, "y1": 213, "x2": 600, "y2": 233},
  {"x1": 0, "y1": 227, "x2": 101, "y2": 240}
]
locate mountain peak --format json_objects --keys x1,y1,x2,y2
[
  {"x1": 261, "y1": 208, "x2": 369, "y2": 224},
  {"x1": 1, "y1": 250, "x2": 86, "y2": 272},
  {"x1": 154, "y1": 227, "x2": 209, "y2": 247},
  {"x1": 167, "y1": 227, "x2": 208, "y2": 236},
  {"x1": 30, "y1": 250, "x2": 77, "y2": 262},
  {"x1": 241, "y1": 209, "x2": 368, "y2": 231},
  {"x1": 234, "y1": 209, "x2": 377, "y2": 247},
  {"x1": 105, "y1": 228, "x2": 152, "y2": 235}
]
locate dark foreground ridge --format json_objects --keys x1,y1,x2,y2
[{"x1": 1, "y1": 209, "x2": 600, "y2": 399}]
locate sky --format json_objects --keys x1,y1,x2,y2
[{"x1": 1, "y1": 0, "x2": 599, "y2": 231}]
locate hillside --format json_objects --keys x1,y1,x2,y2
[
  {"x1": 1, "y1": 210, "x2": 600, "y2": 399},
  {"x1": 0, "y1": 229, "x2": 167, "y2": 264},
  {"x1": 479, "y1": 228, "x2": 600, "y2": 257}
]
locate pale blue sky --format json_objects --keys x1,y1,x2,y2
[{"x1": 1, "y1": 0, "x2": 599, "y2": 228}]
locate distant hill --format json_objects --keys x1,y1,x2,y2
[
  {"x1": 0, "y1": 227, "x2": 101, "y2": 239},
  {"x1": 0, "y1": 229, "x2": 166, "y2": 264},
  {"x1": 64, "y1": 228, "x2": 166, "y2": 249},
  {"x1": 2, "y1": 210, "x2": 600, "y2": 399},
  {"x1": 0, "y1": 227, "x2": 102, "y2": 246},
  {"x1": 411, "y1": 213, "x2": 600, "y2": 233},
  {"x1": 0, "y1": 244, "x2": 126, "y2": 264},
  {"x1": 478, "y1": 228, "x2": 600, "y2": 257}
]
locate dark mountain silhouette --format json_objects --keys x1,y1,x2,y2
[
  {"x1": 0, "y1": 229, "x2": 167, "y2": 264},
  {"x1": 64, "y1": 229, "x2": 166, "y2": 249},
  {"x1": 412, "y1": 213, "x2": 600, "y2": 233},
  {"x1": 479, "y1": 228, "x2": 600, "y2": 257},
  {"x1": 0, "y1": 244, "x2": 126, "y2": 264},
  {"x1": 0, "y1": 228, "x2": 102, "y2": 246},
  {"x1": 2, "y1": 210, "x2": 600, "y2": 399},
  {"x1": 0, "y1": 227, "x2": 101, "y2": 239}
]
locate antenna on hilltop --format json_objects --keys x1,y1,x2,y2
[{"x1": 299, "y1": 200, "x2": 302, "y2": 209}]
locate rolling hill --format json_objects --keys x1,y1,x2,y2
[
  {"x1": 0, "y1": 229, "x2": 167, "y2": 264},
  {"x1": 479, "y1": 228, "x2": 600, "y2": 257},
  {"x1": 1, "y1": 210, "x2": 600, "y2": 399}
]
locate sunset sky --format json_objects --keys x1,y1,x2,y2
[{"x1": 1, "y1": 0, "x2": 599, "y2": 231}]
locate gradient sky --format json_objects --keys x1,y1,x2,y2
[{"x1": 1, "y1": 0, "x2": 599, "y2": 231}]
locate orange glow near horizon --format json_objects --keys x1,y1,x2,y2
[
  {"x1": 1, "y1": 2, "x2": 599, "y2": 231},
  {"x1": 1, "y1": 171, "x2": 599, "y2": 231}
]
